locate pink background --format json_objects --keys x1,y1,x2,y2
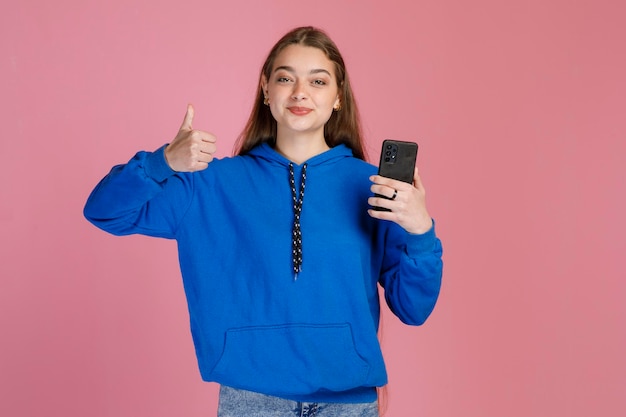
[{"x1": 2, "y1": 1, "x2": 625, "y2": 416}]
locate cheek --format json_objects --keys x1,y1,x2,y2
[
  {"x1": 325, "y1": 89, "x2": 339, "y2": 106},
  {"x1": 319, "y1": 106, "x2": 335, "y2": 124},
  {"x1": 323, "y1": 94, "x2": 339, "y2": 111},
  {"x1": 268, "y1": 89, "x2": 287, "y2": 107}
]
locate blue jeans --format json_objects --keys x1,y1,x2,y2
[{"x1": 217, "y1": 386, "x2": 379, "y2": 417}]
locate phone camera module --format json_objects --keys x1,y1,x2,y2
[{"x1": 383, "y1": 143, "x2": 399, "y2": 163}]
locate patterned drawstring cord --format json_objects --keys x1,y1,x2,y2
[{"x1": 289, "y1": 162, "x2": 307, "y2": 280}]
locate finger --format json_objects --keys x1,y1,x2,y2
[
  {"x1": 370, "y1": 175, "x2": 411, "y2": 191},
  {"x1": 370, "y1": 184, "x2": 396, "y2": 199},
  {"x1": 413, "y1": 167, "x2": 426, "y2": 191},
  {"x1": 190, "y1": 161, "x2": 210, "y2": 172},
  {"x1": 196, "y1": 152, "x2": 214, "y2": 164},
  {"x1": 198, "y1": 142, "x2": 217, "y2": 156},
  {"x1": 368, "y1": 195, "x2": 394, "y2": 211},
  {"x1": 180, "y1": 103, "x2": 194, "y2": 131},
  {"x1": 186, "y1": 128, "x2": 217, "y2": 144},
  {"x1": 367, "y1": 206, "x2": 395, "y2": 220},
  {"x1": 200, "y1": 133, "x2": 217, "y2": 143}
]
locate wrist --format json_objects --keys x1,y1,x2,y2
[
  {"x1": 145, "y1": 144, "x2": 177, "y2": 182},
  {"x1": 406, "y1": 216, "x2": 433, "y2": 235}
]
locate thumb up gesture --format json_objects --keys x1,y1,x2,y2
[{"x1": 164, "y1": 104, "x2": 217, "y2": 172}]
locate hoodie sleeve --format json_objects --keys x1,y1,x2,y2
[
  {"x1": 378, "y1": 221, "x2": 443, "y2": 325},
  {"x1": 83, "y1": 145, "x2": 193, "y2": 239}
]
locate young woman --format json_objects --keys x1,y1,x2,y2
[{"x1": 85, "y1": 26, "x2": 443, "y2": 417}]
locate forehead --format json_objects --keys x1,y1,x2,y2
[{"x1": 272, "y1": 44, "x2": 335, "y2": 75}]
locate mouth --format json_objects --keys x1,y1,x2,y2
[{"x1": 287, "y1": 106, "x2": 313, "y2": 116}]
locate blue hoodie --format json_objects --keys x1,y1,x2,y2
[{"x1": 84, "y1": 142, "x2": 443, "y2": 403}]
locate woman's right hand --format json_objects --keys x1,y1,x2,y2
[{"x1": 164, "y1": 104, "x2": 217, "y2": 172}]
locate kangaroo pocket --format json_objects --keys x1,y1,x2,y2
[{"x1": 211, "y1": 323, "x2": 371, "y2": 396}]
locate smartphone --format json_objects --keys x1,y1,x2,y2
[{"x1": 373, "y1": 139, "x2": 418, "y2": 211}]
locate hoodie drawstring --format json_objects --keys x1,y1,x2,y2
[{"x1": 289, "y1": 162, "x2": 307, "y2": 279}]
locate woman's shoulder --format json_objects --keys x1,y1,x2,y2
[
  {"x1": 203, "y1": 153, "x2": 253, "y2": 170},
  {"x1": 339, "y1": 154, "x2": 377, "y2": 174}
]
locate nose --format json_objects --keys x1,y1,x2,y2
[{"x1": 291, "y1": 80, "x2": 307, "y2": 101}]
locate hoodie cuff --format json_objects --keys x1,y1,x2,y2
[
  {"x1": 144, "y1": 144, "x2": 176, "y2": 183},
  {"x1": 405, "y1": 220, "x2": 438, "y2": 254}
]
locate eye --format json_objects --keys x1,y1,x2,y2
[
  {"x1": 312, "y1": 79, "x2": 327, "y2": 86},
  {"x1": 276, "y1": 76, "x2": 292, "y2": 83}
]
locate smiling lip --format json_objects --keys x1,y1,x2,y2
[{"x1": 287, "y1": 106, "x2": 313, "y2": 116}]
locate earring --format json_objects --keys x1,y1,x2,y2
[
  {"x1": 333, "y1": 103, "x2": 341, "y2": 111},
  {"x1": 264, "y1": 96, "x2": 270, "y2": 106}
]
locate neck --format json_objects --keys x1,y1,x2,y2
[{"x1": 274, "y1": 131, "x2": 330, "y2": 164}]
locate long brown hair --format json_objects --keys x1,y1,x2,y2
[{"x1": 234, "y1": 26, "x2": 366, "y2": 160}]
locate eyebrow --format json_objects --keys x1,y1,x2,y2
[{"x1": 273, "y1": 66, "x2": 332, "y2": 76}]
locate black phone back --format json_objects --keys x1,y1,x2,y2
[{"x1": 377, "y1": 140, "x2": 418, "y2": 183}]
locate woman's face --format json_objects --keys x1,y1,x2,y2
[{"x1": 262, "y1": 44, "x2": 340, "y2": 140}]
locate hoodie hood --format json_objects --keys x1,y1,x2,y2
[{"x1": 247, "y1": 142, "x2": 355, "y2": 168}]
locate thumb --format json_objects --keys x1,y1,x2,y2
[
  {"x1": 180, "y1": 103, "x2": 194, "y2": 130},
  {"x1": 413, "y1": 166, "x2": 424, "y2": 189}
]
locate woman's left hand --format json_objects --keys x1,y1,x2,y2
[{"x1": 368, "y1": 166, "x2": 433, "y2": 234}]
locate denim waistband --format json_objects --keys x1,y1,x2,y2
[{"x1": 217, "y1": 385, "x2": 379, "y2": 417}]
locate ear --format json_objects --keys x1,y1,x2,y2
[
  {"x1": 261, "y1": 74, "x2": 269, "y2": 97},
  {"x1": 333, "y1": 95, "x2": 341, "y2": 111},
  {"x1": 334, "y1": 87, "x2": 343, "y2": 110}
]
